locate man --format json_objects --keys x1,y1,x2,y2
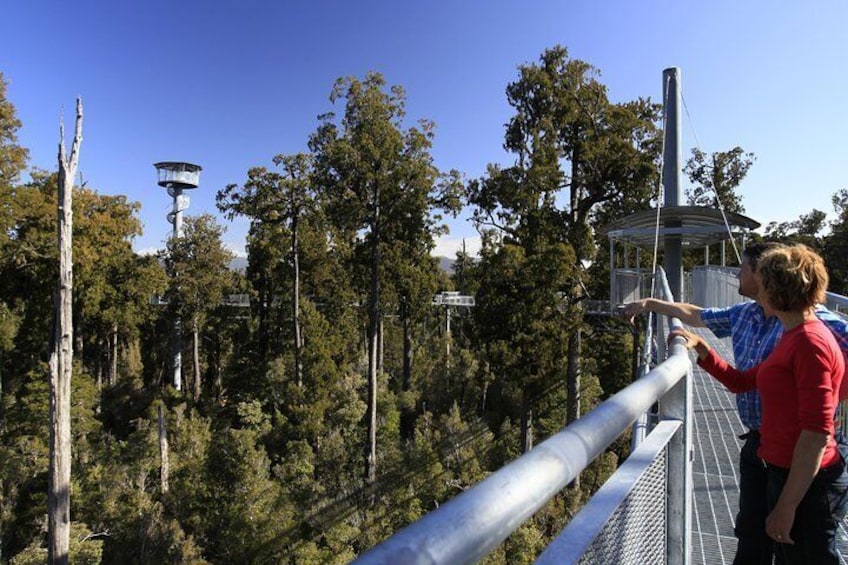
[{"x1": 623, "y1": 242, "x2": 848, "y2": 565}]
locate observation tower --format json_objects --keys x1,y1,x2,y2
[{"x1": 155, "y1": 161, "x2": 202, "y2": 392}]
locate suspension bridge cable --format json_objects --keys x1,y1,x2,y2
[
  {"x1": 680, "y1": 89, "x2": 742, "y2": 265},
  {"x1": 649, "y1": 74, "x2": 669, "y2": 302}
]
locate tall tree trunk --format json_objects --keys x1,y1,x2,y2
[
  {"x1": 173, "y1": 316, "x2": 182, "y2": 392},
  {"x1": 566, "y1": 150, "x2": 584, "y2": 488},
  {"x1": 74, "y1": 312, "x2": 83, "y2": 359},
  {"x1": 109, "y1": 323, "x2": 118, "y2": 386},
  {"x1": 366, "y1": 190, "x2": 380, "y2": 484},
  {"x1": 192, "y1": 315, "x2": 200, "y2": 402},
  {"x1": 400, "y1": 299, "x2": 414, "y2": 438},
  {"x1": 566, "y1": 327, "x2": 581, "y2": 425},
  {"x1": 158, "y1": 404, "x2": 169, "y2": 493},
  {"x1": 256, "y1": 276, "x2": 272, "y2": 365},
  {"x1": 480, "y1": 361, "x2": 491, "y2": 415},
  {"x1": 213, "y1": 338, "x2": 223, "y2": 400},
  {"x1": 377, "y1": 317, "x2": 384, "y2": 372},
  {"x1": 566, "y1": 150, "x2": 582, "y2": 425},
  {"x1": 95, "y1": 346, "x2": 102, "y2": 415},
  {"x1": 520, "y1": 394, "x2": 534, "y2": 453},
  {"x1": 292, "y1": 213, "x2": 303, "y2": 388},
  {"x1": 566, "y1": 326, "x2": 581, "y2": 490},
  {"x1": 49, "y1": 98, "x2": 82, "y2": 565}
]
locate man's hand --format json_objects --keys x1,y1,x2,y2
[{"x1": 620, "y1": 300, "x2": 649, "y2": 324}]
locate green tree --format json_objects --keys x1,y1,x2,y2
[
  {"x1": 0, "y1": 73, "x2": 29, "y2": 187},
  {"x1": 163, "y1": 214, "x2": 234, "y2": 400},
  {"x1": 199, "y1": 426, "x2": 287, "y2": 562},
  {"x1": 0, "y1": 171, "x2": 57, "y2": 384},
  {"x1": 684, "y1": 146, "x2": 754, "y2": 214},
  {"x1": 0, "y1": 72, "x2": 29, "y2": 404},
  {"x1": 71, "y1": 188, "x2": 167, "y2": 392},
  {"x1": 309, "y1": 72, "x2": 461, "y2": 482},
  {"x1": 763, "y1": 208, "x2": 826, "y2": 250},
  {"x1": 468, "y1": 46, "x2": 660, "y2": 450},
  {"x1": 218, "y1": 153, "x2": 316, "y2": 387},
  {"x1": 824, "y1": 188, "x2": 848, "y2": 294}
]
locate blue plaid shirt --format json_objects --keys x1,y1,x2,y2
[{"x1": 700, "y1": 303, "x2": 848, "y2": 431}]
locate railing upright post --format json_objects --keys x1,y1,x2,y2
[
  {"x1": 653, "y1": 265, "x2": 692, "y2": 565},
  {"x1": 661, "y1": 335, "x2": 692, "y2": 565},
  {"x1": 610, "y1": 239, "x2": 616, "y2": 309}
]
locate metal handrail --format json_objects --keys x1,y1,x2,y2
[
  {"x1": 631, "y1": 266, "x2": 686, "y2": 450},
  {"x1": 826, "y1": 291, "x2": 848, "y2": 319}
]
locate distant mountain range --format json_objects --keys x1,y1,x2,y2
[{"x1": 230, "y1": 257, "x2": 248, "y2": 273}]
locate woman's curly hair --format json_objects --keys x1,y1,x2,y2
[{"x1": 757, "y1": 244, "x2": 828, "y2": 312}]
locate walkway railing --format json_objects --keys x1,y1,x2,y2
[
  {"x1": 354, "y1": 268, "x2": 693, "y2": 564},
  {"x1": 826, "y1": 291, "x2": 848, "y2": 319}
]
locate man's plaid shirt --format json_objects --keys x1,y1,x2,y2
[{"x1": 701, "y1": 302, "x2": 848, "y2": 431}]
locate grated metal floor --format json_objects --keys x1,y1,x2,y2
[
  {"x1": 691, "y1": 330, "x2": 743, "y2": 565},
  {"x1": 690, "y1": 328, "x2": 848, "y2": 565}
]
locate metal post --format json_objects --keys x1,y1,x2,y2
[
  {"x1": 662, "y1": 67, "x2": 684, "y2": 303},
  {"x1": 445, "y1": 305, "x2": 451, "y2": 369},
  {"x1": 170, "y1": 188, "x2": 183, "y2": 391},
  {"x1": 609, "y1": 239, "x2": 616, "y2": 307},
  {"x1": 656, "y1": 265, "x2": 692, "y2": 565},
  {"x1": 662, "y1": 342, "x2": 692, "y2": 565}
]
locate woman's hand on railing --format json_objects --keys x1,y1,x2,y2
[{"x1": 668, "y1": 328, "x2": 711, "y2": 361}]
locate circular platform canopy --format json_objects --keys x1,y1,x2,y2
[
  {"x1": 604, "y1": 205, "x2": 760, "y2": 249},
  {"x1": 154, "y1": 161, "x2": 202, "y2": 190}
]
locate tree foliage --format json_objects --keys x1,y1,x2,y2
[
  {"x1": 467, "y1": 45, "x2": 659, "y2": 451},
  {"x1": 684, "y1": 146, "x2": 754, "y2": 214}
]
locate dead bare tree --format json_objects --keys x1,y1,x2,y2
[
  {"x1": 48, "y1": 98, "x2": 82, "y2": 565},
  {"x1": 158, "y1": 404, "x2": 170, "y2": 492}
]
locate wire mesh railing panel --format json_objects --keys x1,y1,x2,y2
[
  {"x1": 577, "y1": 447, "x2": 668, "y2": 564},
  {"x1": 536, "y1": 421, "x2": 681, "y2": 565},
  {"x1": 691, "y1": 267, "x2": 745, "y2": 308},
  {"x1": 613, "y1": 269, "x2": 653, "y2": 305}
]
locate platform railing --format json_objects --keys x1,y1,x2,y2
[{"x1": 353, "y1": 268, "x2": 693, "y2": 565}]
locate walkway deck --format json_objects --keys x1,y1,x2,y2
[{"x1": 691, "y1": 328, "x2": 848, "y2": 564}]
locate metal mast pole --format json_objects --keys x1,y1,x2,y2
[
  {"x1": 661, "y1": 66, "x2": 691, "y2": 565},
  {"x1": 662, "y1": 67, "x2": 683, "y2": 302},
  {"x1": 170, "y1": 185, "x2": 183, "y2": 391}
]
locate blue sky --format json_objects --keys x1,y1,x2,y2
[{"x1": 3, "y1": 1, "x2": 847, "y2": 258}]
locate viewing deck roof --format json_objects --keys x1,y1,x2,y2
[{"x1": 605, "y1": 206, "x2": 761, "y2": 249}]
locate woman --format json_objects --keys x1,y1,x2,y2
[{"x1": 671, "y1": 244, "x2": 848, "y2": 564}]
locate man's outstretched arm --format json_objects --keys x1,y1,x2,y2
[{"x1": 621, "y1": 298, "x2": 706, "y2": 328}]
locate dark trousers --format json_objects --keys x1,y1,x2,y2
[
  {"x1": 733, "y1": 430, "x2": 773, "y2": 565},
  {"x1": 766, "y1": 457, "x2": 848, "y2": 564}
]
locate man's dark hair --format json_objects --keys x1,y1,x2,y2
[{"x1": 742, "y1": 242, "x2": 785, "y2": 270}]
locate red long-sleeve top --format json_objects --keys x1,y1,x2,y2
[{"x1": 698, "y1": 319, "x2": 845, "y2": 469}]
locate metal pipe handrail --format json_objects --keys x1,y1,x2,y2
[{"x1": 353, "y1": 346, "x2": 692, "y2": 564}]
